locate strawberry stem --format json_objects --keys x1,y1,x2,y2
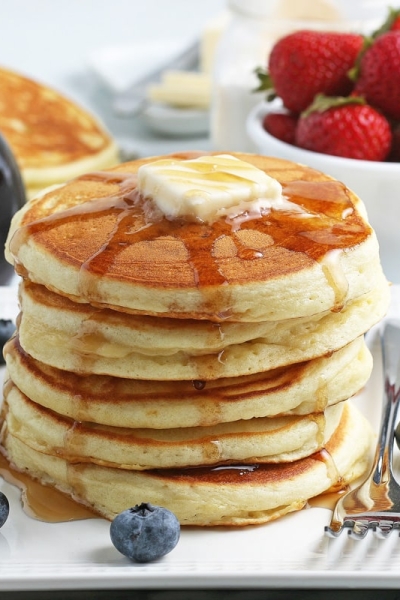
[
  {"x1": 372, "y1": 6, "x2": 400, "y2": 37},
  {"x1": 301, "y1": 94, "x2": 365, "y2": 117},
  {"x1": 347, "y1": 36, "x2": 373, "y2": 81},
  {"x1": 253, "y1": 67, "x2": 275, "y2": 98}
]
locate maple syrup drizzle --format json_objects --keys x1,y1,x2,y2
[
  {"x1": 0, "y1": 452, "x2": 97, "y2": 522},
  {"x1": 306, "y1": 448, "x2": 349, "y2": 510},
  {"x1": 314, "y1": 376, "x2": 329, "y2": 413},
  {"x1": 9, "y1": 167, "x2": 371, "y2": 317},
  {"x1": 307, "y1": 488, "x2": 349, "y2": 510},
  {"x1": 192, "y1": 380, "x2": 206, "y2": 390},
  {"x1": 319, "y1": 249, "x2": 349, "y2": 312},
  {"x1": 313, "y1": 447, "x2": 344, "y2": 491}
]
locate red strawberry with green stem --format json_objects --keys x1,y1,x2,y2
[
  {"x1": 255, "y1": 30, "x2": 364, "y2": 114},
  {"x1": 295, "y1": 95, "x2": 392, "y2": 161},
  {"x1": 372, "y1": 7, "x2": 400, "y2": 36},
  {"x1": 353, "y1": 30, "x2": 400, "y2": 121}
]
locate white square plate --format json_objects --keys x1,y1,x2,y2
[{"x1": 0, "y1": 286, "x2": 399, "y2": 592}]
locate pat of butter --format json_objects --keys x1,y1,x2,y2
[
  {"x1": 137, "y1": 154, "x2": 285, "y2": 223},
  {"x1": 148, "y1": 71, "x2": 211, "y2": 109}
]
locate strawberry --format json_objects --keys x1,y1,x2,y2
[
  {"x1": 262, "y1": 110, "x2": 298, "y2": 144},
  {"x1": 392, "y1": 16, "x2": 400, "y2": 31},
  {"x1": 353, "y1": 31, "x2": 400, "y2": 121},
  {"x1": 295, "y1": 95, "x2": 392, "y2": 161},
  {"x1": 255, "y1": 30, "x2": 364, "y2": 114},
  {"x1": 372, "y1": 7, "x2": 400, "y2": 36},
  {"x1": 388, "y1": 123, "x2": 400, "y2": 161}
]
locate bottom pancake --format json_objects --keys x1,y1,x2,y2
[{"x1": 0, "y1": 401, "x2": 374, "y2": 526}]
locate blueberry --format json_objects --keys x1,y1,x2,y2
[
  {"x1": 0, "y1": 491, "x2": 9, "y2": 528},
  {"x1": 110, "y1": 502, "x2": 180, "y2": 563},
  {"x1": 0, "y1": 319, "x2": 16, "y2": 364}
]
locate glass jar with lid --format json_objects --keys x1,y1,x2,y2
[{"x1": 210, "y1": 0, "x2": 388, "y2": 152}]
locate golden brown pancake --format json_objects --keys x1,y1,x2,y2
[
  {"x1": 0, "y1": 66, "x2": 119, "y2": 198},
  {"x1": 5, "y1": 152, "x2": 386, "y2": 322},
  {"x1": 3, "y1": 334, "x2": 372, "y2": 428},
  {"x1": 2, "y1": 382, "x2": 344, "y2": 468},
  {"x1": 15, "y1": 277, "x2": 387, "y2": 380},
  {"x1": 0, "y1": 401, "x2": 374, "y2": 526}
]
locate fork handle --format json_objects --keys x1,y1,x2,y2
[{"x1": 372, "y1": 321, "x2": 400, "y2": 485}]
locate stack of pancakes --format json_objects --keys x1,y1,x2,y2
[
  {"x1": 1, "y1": 152, "x2": 390, "y2": 526},
  {"x1": 0, "y1": 66, "x2": 119, "y2": 200}
]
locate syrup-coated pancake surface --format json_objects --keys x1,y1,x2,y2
[
  {"x1": 0, "y1": 66, "x2": 119, "y2": 198},
  {"x1": 5, "y1": 152, "x2": 386, "y2": 322}
]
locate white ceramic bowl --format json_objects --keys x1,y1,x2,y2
[{"x1": 247, "y1": 101, "x2": 400, "y2": 283}]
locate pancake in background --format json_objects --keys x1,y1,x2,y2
[
  {"x1": 2, "y1": 383, "x2": 344, "y2": 469},
  {"x1": 0, "y1": 66, "x2": 119, "y2": 199},
  {"x1": 5, "y1": 153, "x2": 387, "y2": 322},
  {"x1": 0, "y1": 401, "x2": 374, "y2": 526},
  {"x1": 3, "y1": 334, "x2": 371, "y2": 428}
]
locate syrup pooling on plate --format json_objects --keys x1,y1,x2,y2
[
  {"x1": 1, "y1": 377, "x2": 97, "y2": 521},
  {"x1": 307, "y1": 488, "x2": 349, "y2": 510},
  {"x1": 9, "y1": 164, "x2": 371, "y2": 307},
  {"x1": 0, "y1": 452, "x2": 97, "y2": 522},
  {"x1": 0, "y1": 445, "x2": 352, "y2": 522}
]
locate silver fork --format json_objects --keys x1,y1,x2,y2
[{"x1": 325, "y1": 320, "x2": 400, "y2": 539}]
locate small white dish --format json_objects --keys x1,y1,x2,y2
[
  {"x1": 143, "y1": 103, "x2": 209, "y2": 137},
  {"x1": 88, "y1": 40, "x2": 210, "y2": 137},
  {"x1": 247, "y1": 100, "x2": 400, "y2": 284}
]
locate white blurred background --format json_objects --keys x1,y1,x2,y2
[{"x1": 0, "y1": 0, "x2": 225, "y2": 156}]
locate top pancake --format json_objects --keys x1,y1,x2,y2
[
  {"x1": 0, "y1": 66, "x2": 119, "y2": 198},
  {"x1": 5, "y1": 152, "x2": 385, "y2": 322}
]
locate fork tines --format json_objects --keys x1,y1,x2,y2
[
  {"x1": 324, "y1": 321, "x2": 400, "y2": 542},
  {"x1": 325, "y1": 519, "x2": 400, "y2": 539}
]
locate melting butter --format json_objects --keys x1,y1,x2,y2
[{"x1": 137, "y1": 154, "x2": 290, "y2": 224}]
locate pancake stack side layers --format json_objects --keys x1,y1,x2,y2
[
  {"x1": 1, "y1": 152, "x2": 390, "y2": 526},
  {"x1": 0, "y1": 66, "x2": 120, "y2": 200}
]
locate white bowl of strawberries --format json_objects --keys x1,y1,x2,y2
[{"x1": 246, "y1": 12, "x2": 400, "y2": 283}]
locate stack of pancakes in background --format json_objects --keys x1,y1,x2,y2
[
  {"x1": 0, "y1": 66, "x2": 119, "y2": 200},
  {"x1": 1, "y1": 152, "x2": 390, "y2": 526}
]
